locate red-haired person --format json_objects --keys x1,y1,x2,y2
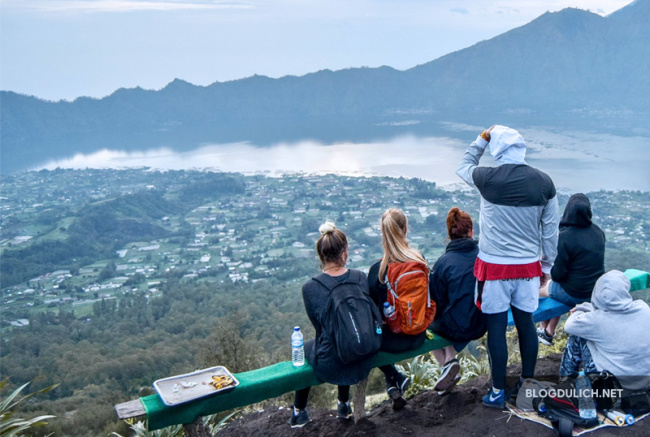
[{"x1": 429, "y1": 208, "x2": 486, "y2": 394}]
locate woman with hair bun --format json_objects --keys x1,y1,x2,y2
[
  {"x1": 289, "y1": 221, "x2": 375, "y2": 428},
  {"x1": 429, "y1": 207, "x2": 486, "y2": 395},
  {"x1": 368, "y1": 208, "x2": 428, "y2": 410}
]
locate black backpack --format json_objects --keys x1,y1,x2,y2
[
  {"x1": 313, "y1": 270, "x2": 383, "y2": 364},
  {"x1": 590, "y1": 371, "x2": 650, "y2": 417},
  {"x1": 533, "y1": 380, "x2": 599, "y2": 437}
]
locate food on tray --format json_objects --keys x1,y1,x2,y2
[
  {"x1": 180, "y1": 380, "x2": 197, "y2": 388},
  {"x1": 210, "y1": 374, "x2": 234, "y2": 390}
]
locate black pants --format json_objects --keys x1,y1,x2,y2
[
  {"x1": 486, "y1": 305, "x2": 538, "y2": 390},
  {"x1": 294, "y1": 385, "x2": 350, "y2": 410}
]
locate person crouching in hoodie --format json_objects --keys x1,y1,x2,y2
[
  {"x1": 560, "y1": 270, "x2": 650, "y2": 414},
  {"x1": 537, "y1": 193, "x2": 606, "y2": 346}
]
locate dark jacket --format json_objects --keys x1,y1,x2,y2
[
  {"x1": 551, "y1": 193, "x2": 606, "y2": 300},
  {"x1": 429, "y1": 238, "x2": 486, "y2": 342},
  {"x1": 368, "y1": 261, "x2": 426, "y2": 352},
  {"x1": 302, "y1": 269, "x2": 373, "y2": 385}
]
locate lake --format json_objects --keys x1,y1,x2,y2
[{"x1": 33, "y1": 126, "x2": 650, "y2": 193}]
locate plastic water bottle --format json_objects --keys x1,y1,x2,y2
[
  {"x1": 291, "y1": 326, "x2": 305, "y2": 367},
  {"x1": 383, "y1": 302, "x2": 401, "y2": 334},
  {"x1": 576, "y1": 371, "x2": 597, "y2": 420}
]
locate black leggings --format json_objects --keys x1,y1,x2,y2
[
  {"x1": 486, "y1": 305, "x2": 538, "y2": 390},
  {"x1": 294, "y1": 385, "x2": 350, "y2": 410}
]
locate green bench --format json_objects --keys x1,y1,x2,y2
[{"x1": 115, "y1": 269, "x2": 650, "y2": 432}]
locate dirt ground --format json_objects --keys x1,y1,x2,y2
[{"x1": 217, "y1": 355, "x2": 650, "y2": 437}]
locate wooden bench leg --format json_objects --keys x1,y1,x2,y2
[
  {"x1": 183, "y1": 417, "x2": 212, "y2": 437},
  {"x1": 353, "y1": 378, "x2": 368, "y2": 422}
]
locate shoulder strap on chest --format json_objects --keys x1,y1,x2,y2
[{"x1": 312, "y1": 269, "x2": 361, "y2": 291}]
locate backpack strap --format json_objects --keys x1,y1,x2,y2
[
  {"x1": 312, "y1": 273, "x2": 339, "y2": 291},
  {"x1": 312, "y1": 269, "x2": 363, "y2": 291}
]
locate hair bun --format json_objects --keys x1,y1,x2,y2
[{"x1": 319, "y1": 220, "x2": 336, "y2": 235}]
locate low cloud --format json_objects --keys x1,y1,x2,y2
[
  {"x1": 15, "y1": 0, "x2": 252, "y2": 13},
  {"x1": 449, "y1": 7, "x2": 469, "y2": 15}
]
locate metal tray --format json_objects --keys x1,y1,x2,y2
[{"x1": 153, "y1": 365, "x2": 239, "y2": 406}]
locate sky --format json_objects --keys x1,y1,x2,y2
[{"x1": 0, "y1": 0, "x2": 637, "y2": 102}]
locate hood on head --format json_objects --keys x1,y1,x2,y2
[
  {"x1": 488, "y1": 125, "x2": 527, "y2": 165},
  {"x1": 591, "y1": 270, "x2": 633, "y2": 312},
  {"x1": 560, "y1": 193, "x2": 593, "y2": 228}
]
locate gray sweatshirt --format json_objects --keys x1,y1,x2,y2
[{"x1": 565, "y1": 270, "x2": 650, "y2": 390}]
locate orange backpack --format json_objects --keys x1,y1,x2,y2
[{"x1": 385, "y1": 261, "x2": 436, "y2": 335}]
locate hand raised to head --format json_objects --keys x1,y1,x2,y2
[{"x1": 480, "y1": 125, "x2": 496, "y2": 142}]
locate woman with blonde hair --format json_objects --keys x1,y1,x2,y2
[
  {"x1": 368, "y1": 208, "x2": 428, "y2": 409},
  {"x1": 377, "y1": 208, "x2": 429, "y2": 282}
]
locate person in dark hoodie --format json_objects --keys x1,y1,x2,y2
[
  {"x1": 537, "y1": 193, "x2": 606, "y2": 346},
  {"x1": 429, "y1": 208, "x2": 486, "y2": 395}
]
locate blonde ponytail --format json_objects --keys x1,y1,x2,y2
[{"x1": 378, "y1": 208, "x2": 428, "y2": 282}]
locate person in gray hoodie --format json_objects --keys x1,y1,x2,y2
[
  {"x1": 561, "y1": 270, "x2": 650, "y2": 392},
  {"x1": 456, "y1": 125, "x2": 559, "y2": 408}
]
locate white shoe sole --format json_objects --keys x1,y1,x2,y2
[{"x1": 434, "y1": 361, "x2": 460, "y2": 391}]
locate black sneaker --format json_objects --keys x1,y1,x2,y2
[
  {"x1": 387, "y1": 386, "x2": 407, "y2": 410},
  {"x1": 437, "y1": 374, "x2": 461, "y2": 396},
  {"x1": 337, "y1": 401, "x2": 353, "y2": 420},
  {"x1": 434, "y1": 358, "x2": 461, "y2": 391},
  {"x1": 537, "y1": 328, "x2": 554, "y2": 346},
  {"x1": 288, "y1": 407, "x2": 311, "y2": 428}
]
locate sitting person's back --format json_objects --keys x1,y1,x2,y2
[
  {"x1": 551, "y1": 193, "x2": 606, "y2": 300},
  {"x1": 538, "y1": 193, "x2": 606, "y2": 345},
  {"x1": 428, "y1": 207, "x2": 486, "y2": 394},
  {"x1": 562, "y1": 270, "x2": 650, "y2": 392}
]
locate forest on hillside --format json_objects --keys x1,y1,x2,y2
[{"x1": 1, "y1": 169, "x2": 649, "y2": 436}]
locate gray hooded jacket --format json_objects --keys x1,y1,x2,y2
[
  {"x1": 565, "y1": 270, "x2": 650, "y2": 390},
  {"x1": 456, "y1": 126, "x2": 559, "y2": 272}
]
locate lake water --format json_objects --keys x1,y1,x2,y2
[{"x1": 34, "y1": 127, "x2": 650, "y2": 193}]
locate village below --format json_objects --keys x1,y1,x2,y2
[{"x1": 2, "y1": 168, "x2": 649, "y2": 326}]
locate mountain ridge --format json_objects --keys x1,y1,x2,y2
[{"x1": 1, "y1": 1, "x2": 649, "y2": 174}]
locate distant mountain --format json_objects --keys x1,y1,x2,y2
[{"x1": 1, "y1": 1, "x2": 649, "y2": 174}]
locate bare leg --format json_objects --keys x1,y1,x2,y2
[
  {"x1": 539, "y1": 280, "x2": 551, "y2": 297},
  {"x1": 432, "y1": 349, "x2": 446, "y2": 366},
  {"x1": 444, "y1": 345, "x2": 457, "y2": 363},
  {"x1": 545, "y1": 316, "x2": 561, "y2": 337},
  {"x1": 538, "y1": 280, "x2": 552, "y2": 331}
]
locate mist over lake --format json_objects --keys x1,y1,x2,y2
[{"x1": 34, "y1": 127, "x2": 649, "y2": 193}]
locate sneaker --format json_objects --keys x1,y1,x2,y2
[
  {"x1": 337, "y1": 400, "x2": 352, "y2": 420},
  {"x1": 434, "y1": 358, "x2": 461, "y2": 391},
  {"x1": 387, "y1": 386, "x2": 407, "y2": 410},
  {"x1": 482, "y1": 387, "x2": 505, "y2": 409},
  {"x1": 395, "y1": 371, "x2": 411, "y2": 394},
  {"x1": 288, "y1": 407, "x2": 311, "y2": 428},
  {"x1": 437, "y1": 374, "x2": 461, "y2": 396},
  {"x1": 537, "y1": 327, "x2": 554, "y2": 346}
]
